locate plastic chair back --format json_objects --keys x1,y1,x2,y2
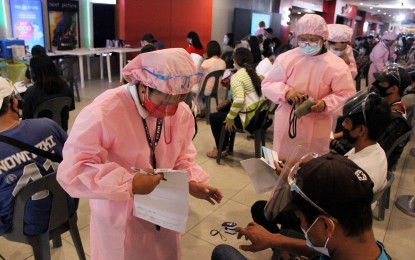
[
  {"x1": 199, "y1": 69, "x2": 225, "y2": 124},
  {"x1": 33, "y1": 97, "x2": 72, "y2": 130},
  {"x1": 372, "y1": 171, "x2": 395, "y2": 221},
  {"x1": 3, "y1": 172, "x2": 86, "y2": 260}
]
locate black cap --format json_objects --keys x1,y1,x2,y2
[
  {"x1": 141, "y1": 33, "x2": 156, "y2": 43},
  {"x1": 374, "y1": 66, "x2": 412, "y2": 91},
  {"x1": 290, "y1": 153, "x2": 374, "y2": 219}
]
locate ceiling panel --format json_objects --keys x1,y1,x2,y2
[{"x1": 345, "y1": 0, "x2": 415, "y2": 22}]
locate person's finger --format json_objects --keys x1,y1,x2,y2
[{"x1": 205, "y1": 197, "x2": 215, "y2": 205}]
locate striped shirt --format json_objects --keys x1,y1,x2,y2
[{"x1": 226, "y1": 68, "x2": 263, "y2": 129}]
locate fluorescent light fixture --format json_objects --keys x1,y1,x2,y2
[
  {"x1": 370, "y1": 7, "x2": 373, "y2": 9},
  {"x1": 360, "y1": 3, "x2": 363, "y2": 5},
  {"x1": 383, "y1": 13, "x2": 387, "y2": 15},
  {"x1": 90, "y1": 0, "x2": 116, "y2": 3},
  {"x1": 297, "y1": 12, "x2": 301, "y2": 14},
  {"x1": 378, "y1": 10, "x2": 381, "y2": 12}
]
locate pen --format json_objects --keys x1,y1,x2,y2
[{"x1": 131, "y1": 167, "x2": 167, "y2": 181}]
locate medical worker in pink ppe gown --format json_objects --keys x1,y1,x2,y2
[
  {"x1": 327, "y1": 23, "x2": 358, "y2": 79},
  {"x1": 368, "y1": 31, "x2": 397, "y2": 85},
  {"x1": 57, "y1": 48, "x2": 223, "y2": 260},
  {"x1": 262, "y1": 14, "x2": 356, "y2": 158}
]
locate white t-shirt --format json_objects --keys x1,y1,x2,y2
[{"x1": 345, "y1": 143, "x2": 387, "y2": 194}]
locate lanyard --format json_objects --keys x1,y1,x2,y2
[
  {"x1": 141, "y1": 117, "x2": 163, "y2": 231},
  {"x1": 289, "y1": 104, "x2": 297, "y2": 139},
  {"x1": 142, "y1": 117, "x2": 163, "y2": 168}
]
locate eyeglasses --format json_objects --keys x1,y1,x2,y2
[
  {"x1": 143, "y1": 68, "x2": 203, "y2": 90},
  {"x1": 287, "y1": 153, "x2": 336, "y2": 219},
  {"x1": 298, "y1": 41, "x2": 320, "y2": 48}
]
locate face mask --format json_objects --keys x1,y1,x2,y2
[
  {"x1": 359, "y1": 48, "x2": 365, "y2": 55},
  {"x1": 223, "y1": 36, "x2": 229, "y2": 45},
  {"x1": 343, "y1": 128, "x2": 358, "y2": 144},
  {"x1": 301, "y1": 217, "x2": 332, "y2": 257},
  {"x1": 188, "y1": 38, "x2": 192, "y2": 45},
  {"x1": 330, "y1": 48, "x2": 344, "y2": 57},
  {"x1": 374, "y1": 84, "x2": 392, "y2": 97},
  {"x1": 142, "y1": 97, "x2": 179, "y2": 118},
  {"x1": 299, "y1": 44, "x2": 321, "y2": 56}
]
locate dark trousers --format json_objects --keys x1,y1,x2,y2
[
  {"x1": 251, "y1": 200, "x2": 301, "y2": 234},
  {"x1": 209, "y1": 111, "x2": 242, "y2": 151}
]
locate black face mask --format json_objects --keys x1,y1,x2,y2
[
  {"x1": 373, "y1": 84, "x2": 392, "y2": 97},
  {"x1": 343, "y1": 128, "x2": 358, "y2": 144}
]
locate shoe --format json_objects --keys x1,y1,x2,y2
[{"x1": 206, "y1": 147, "x2": 229, "y2": 158}]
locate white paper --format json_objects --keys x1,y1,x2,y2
[
  {"x1": 262, "y1": 146, "x2": 279, "y2": 169},
  {"x1": 133, "y1": 170, "x2": 189, "y2": 233},
  {"x1": 240, "y1": 158, "x2": 279, "y2": 194}
]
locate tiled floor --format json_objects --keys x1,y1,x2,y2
[{"x1": 1, "y1": 79, "x2": 414, "y2": 260}]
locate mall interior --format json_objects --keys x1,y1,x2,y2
[{"x1": 0, "y1": 0, "x2": 415, "y2": 259}]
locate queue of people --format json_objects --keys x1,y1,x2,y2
[{"x1": 1, "y1": 12, "x2": 414, "y2": 260}]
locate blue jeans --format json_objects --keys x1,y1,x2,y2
[{"x1": 211, "y1": 244, "x2": 247, "y2": 260}]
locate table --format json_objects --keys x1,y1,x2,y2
[
  {"x1": 105, "y1": 48, "x2": 141, "y2": 83},
  {"x1": 51, "y1": 48, "x2": 109, "y2": 88},
  {"x1": 48, "y1": 47, "x2": 141, "y2": 88}
]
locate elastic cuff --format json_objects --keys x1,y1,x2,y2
[{"x1": 225, "y1": 117, "x2": 235, "y2": 126}]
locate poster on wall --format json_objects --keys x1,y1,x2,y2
[
  {"x1": 47, "y1": 0, "x2": 79, "y2": 50},
  {"x1": 9, "y1": 0, "x2": 45, "y2": 49}
]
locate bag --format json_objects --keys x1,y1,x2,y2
[{"x1": 245, "y1": 110, "x2": 267, "y2": 134}]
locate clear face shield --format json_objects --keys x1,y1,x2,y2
[
  {"x1": 331, "y1": 87, "x2": 376, "y2": 134},
  {"x1": 264, "y1": 145, "x2": 323, "y2": 220},
  {"x1": 142, "y1": 68, "x2": 203, "y2": 118}
]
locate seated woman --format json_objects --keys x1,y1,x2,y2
[
  {"x1": 207, "y1": 48, "x2": 264, "y2": 158},
  {"x1": 22, "y1": 55, "x2": 75, "y2": 131},
  {"x1": 192, "y1": 40, "x2": 226, "y2": 117},
  {"x1": 186, "y1": 31, "x2": 205, "y2": 57}
]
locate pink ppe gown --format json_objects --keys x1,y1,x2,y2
[
  {"x1": 345, "y1": 45, "x2": 358, "y2": 79},
  {"x1": 262, "y1": 48, "x2": 356, "y2": 158},
  {"x1": 368, "y1": 42, "x2": 396, "y2": 85},
  {"x1": 57, "y1": 85, "x2": 209, "y2": 260}
]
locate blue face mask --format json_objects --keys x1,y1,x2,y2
[
  {"x1": 301, "y1": 217, "x2": 334, "y2": 257},
  {"x1": 330, "y1": 48, "x2": 345, "y2": 57},
  {"x1": 299, "y1": 44, "x2": 322, "y2": 56}
]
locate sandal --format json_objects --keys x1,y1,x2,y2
[{"x1": 206, "y1": 147, "x2": 229, "y2": 158}]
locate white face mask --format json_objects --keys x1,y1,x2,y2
[
  {"x1": 223, "y1": 35, "x2": 229, "y2": 45},
  {"x1": 301, "y1": 217, "x2": 334, "y2": 257},
  {"x1": 188, "y1": 38, "x2": 192, "y2": 45},
  {"x1": 330, "y1": 47, "x2": 345, "y2": 57}
]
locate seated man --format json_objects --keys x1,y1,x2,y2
[
  {"x1": 0, "y1": 77, "x2": 77, "y2": 236},
  {"x1": 212, "y1": 154, "x2": 391, "y2": 260},
  {"x1": 252, "y1": 91, "x2": 391, "y2": 234},
  {"x1": 331, "y1": 64, "x2": 412, "y2": 170}
]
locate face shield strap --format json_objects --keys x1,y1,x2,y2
[{"x1": 143, "y1": 68, "x2": 204, "y2": 92}]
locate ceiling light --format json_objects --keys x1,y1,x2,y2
[
  {"x1": 384, "y1": 13, "x2": 387, "y2": 15},
  {"x1": 360, "y1": 3, "x2": 363, "y2": 5},
  {"x1": 389, "y1": 14, "x2": 391, "y2": 17},
  {"x1": 397, "y1": 14, "x2": 405, "y2": 21},
  {"x1": 370, "y1": 7, "x2": 373, "y2": 9},
  {"x1": 377, "y1": 10, "x2": 381, "y2": 12}
]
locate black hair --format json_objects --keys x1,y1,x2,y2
[
  {"x1": 140, "y1": 44, "x2": 156, "y2": 53},
  {"x1": 226, "y1": 33, "x2": 236, "y2": 48},
  {"x1": 233, "y1": 48, "x2": 262, "y2": 97},
  {"x1": 248, "y1": 36, "x2": 262, "y2": 64},
  {"x1": 31, "y1": 45, "x2": 46, "y2": 56},
  {"x1": 30, "y1": 55, "x2": 67, "y2": 95},
  {"x1": 347, "y1": 95, "x2": 391, "y2": 141},
  {"x1": 206, "y1": 41, "x2": 221, "y2": 58},
  {"x1": 187, "y1": 31, "x2": 203, "y2": 50},
  {"x1": 0, "y1": 96, "x2": 11, "y2": 116}
]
